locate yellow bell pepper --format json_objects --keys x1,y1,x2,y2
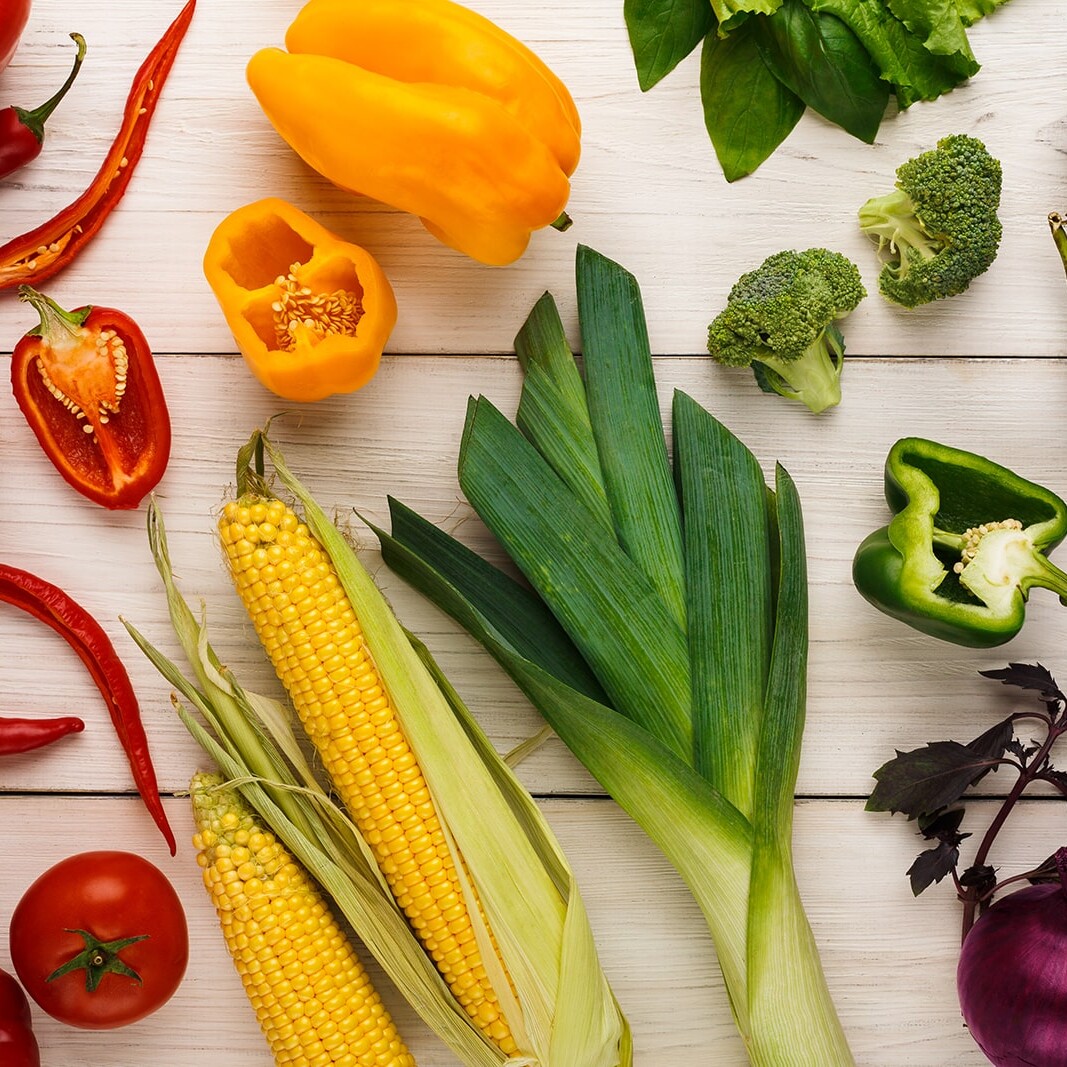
[
  {"x1": 203, "y1": 197, "x2": 397, "y2": 403},
  {"x1": 246, "y1": 0, "x2": 582, "y2": 266}
]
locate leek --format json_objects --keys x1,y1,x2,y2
[{"x1": 370, "y1": 246, "x2": 855, "y2": 1065}]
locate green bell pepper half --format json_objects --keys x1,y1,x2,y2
[{"x1": 853, "y1": 437, "x2": 1067, "y2": 648}]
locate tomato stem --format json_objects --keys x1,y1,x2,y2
[{"x1": 47, "y1": 928, "x2": 148, "y2": 992}]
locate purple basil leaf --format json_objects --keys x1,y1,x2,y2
[
  {"x1": 958, "y1": 864, "x2": 996, "y2": 895},
  {"x1": 917, "y1": 807, "x2": 966, "y2": 839},
  {"x1": 908, "y1": 840, "x2": 960, "y2": 895},
  {"x1": 1043, "y1": 768, "x2": 1067, "y2": 795},
  {"x1": 867, "y1": 741, "x2": 1004, "y2": 817},
  {"x1": 980, "y1": 662, "x2": 1064, "y2": 705},
  {"x1": 965, "y1": 718, "x2": 1014, "y2": 785}
]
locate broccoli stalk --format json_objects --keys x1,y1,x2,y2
[
  {"x1": 858, "y1": 188, "x2": 941, "y2": 268},
  {"x1": 858, "y1": 134, "x2": 1002, "y2": 308},
  {"x1": 706, "y1": 248, "x2": 865, "y2": 415},
  {"x1": 750, "y1": 321, "x2": 846, "y2": 413}
]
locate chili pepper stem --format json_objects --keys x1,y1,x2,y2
[
  {"x1": 14, "y1": 33, "x2": 86, "y2": 142},
  {"x1": 17, "y1": 285, "x2": 91, "y2": 341}
]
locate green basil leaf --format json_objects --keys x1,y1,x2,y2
[
  {"x1": 754, "y1": 0, "x2": 888, "y2": 143},
  {"x1": 699, "y1": 21, "x2": 805, "y2": 182},
  {"x1": 624, "y1": 0, "x2": 715, "y2": 90}
]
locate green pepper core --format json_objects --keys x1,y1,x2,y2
[{"x1": 852, "y1": 437, "x2": 1067, "y2": 648}]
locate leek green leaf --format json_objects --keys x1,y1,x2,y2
[
  {"x1": 518, "y1": 363, "x2": 614, "y2": 527},
  {"x1": 373, "y1": 498, "x2": 608, "y2": 704},
  {"x1": 515, "y1": 293, "x2": 611, "y2": 524},
  {"x1": 576, "y1": 245, "x2": 687, "y2": 629},
  {"x1": 459, "y1": 394, "x2": 692, "y2": 759},
  {"x1": 674, "y1": 391, "x2": 773, "y2": 816}
]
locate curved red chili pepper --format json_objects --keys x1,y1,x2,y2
[
  {"x1": 0, "y1": 0, "x2": 196, "y2": 290},
  {"x1": 0, "y1": 715, "x2": 85, "y2": 756},
  {"x1": 0, "y1": 565, "x2": 176, "y2": 854},
  {"x1": 0, "y1": 968, "x2": 39, "y2": 1067},
  {"x1": 0, "y1": 33, "x2": 87, "y2": 182}
]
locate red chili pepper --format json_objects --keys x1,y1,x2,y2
[
  {"x1": 12, "y1": 285, "x2": 171, "y2": 510},
  {"x1": 0, "y1": 33, "x2": 86, "y2": 182},
  {"x1": 0, "y1": 564, "x2": 176, "y2": 854},
  {"x1": 0, "y1": 0, "x2": 195, "y2": 290},
  {"x1": 0, "y1": 714, "x2": 84, "y2": 755},
  {"x1": 0, "y1": 968, "x2": 39, "y2": 1067}
]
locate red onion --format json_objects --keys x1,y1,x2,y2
[{"x1": 957, "y1": 848, "x2": 1067, "y2": 1066}]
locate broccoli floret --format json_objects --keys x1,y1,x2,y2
[
  {"x1": 706, "y1": 248, "x2": 866, "y2": 414},
  {"x1": 858, "y1": 134, "x2": 1002, "y2": 308}
]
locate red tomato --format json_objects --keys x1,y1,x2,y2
[
  {"x1": 0, "y1": 0, "x2": 31, "y2": 75},
  {"x1": 9, "y1": 851, "x2": 188, "y2": 1029}
]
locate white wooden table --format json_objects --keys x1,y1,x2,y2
[{"x1": 0, "y1": 1, "x2": 1064, "y2": 1063}]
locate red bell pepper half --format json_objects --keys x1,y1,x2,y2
[{"x1": 12, "y1": 285, "x2": 170, "y2": 510}]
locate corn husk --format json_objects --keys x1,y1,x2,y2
[{"x1": 126, "y1": 474, "x2": 631, "y2": 1067}]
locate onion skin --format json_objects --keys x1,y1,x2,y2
[{"x1": 958, "y1": 854, "x2": 1067, "y2": 1067}]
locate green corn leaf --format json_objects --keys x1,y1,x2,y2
[
  {"x1": 458, "y1": 394, "x2": 693, "y2": 760},
  {"x1": 674, "y1": 391, "x2": 774, "y2": 816},
  {"x1": 576, "y1": 245, "x2": 687, "y2": 630}
]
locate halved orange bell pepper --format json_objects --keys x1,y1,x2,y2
[
  {"x1": 245, "y1": 0, "x2": 581, "y2": 266},
  {"x1": 203, "y1": 198, "x2": 397, "y2": 403}
]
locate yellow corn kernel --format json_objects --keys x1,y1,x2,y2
[
  {"x1": 191, "y1": 772, "x2": 416, "y2": 1067},
  {"x1": 219, "y1": 497, "x2": 516, "y2": 1055}
]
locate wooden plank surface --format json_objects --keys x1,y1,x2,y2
[{"x1": 1, "y1": 0, "x2": 1065, "y2": 1064}]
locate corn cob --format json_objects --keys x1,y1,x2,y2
[
  {"x1": 218, "y1": 497, "x2": 516, "y2": 1055},
  {"x1": 191, "y1": 772, "x2": 417, "y2": 1067}
]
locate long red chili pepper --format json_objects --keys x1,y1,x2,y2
[
  {"x1": 0, "y1": 33, "x2": 87, "y2": 182},
  {"x1": 0, "y1": 0, "x2": 196, "y2": 290},
  {"x1": 0, "y1": 715, "x2": 84, "y2": 756},
  {"x1": 0, "y1": 565, "x2": 176, "y2": 854}
]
